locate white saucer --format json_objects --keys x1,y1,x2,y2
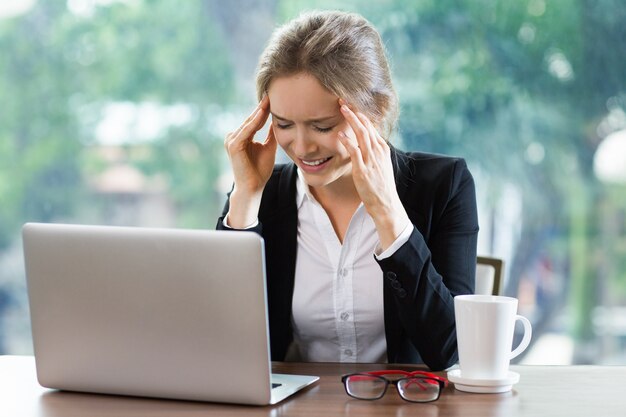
[{"x1": 447, "y1": 369, "x2": 520, "y2": 393}]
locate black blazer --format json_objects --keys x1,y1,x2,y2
[{"x1": 217, "y1": 148, "x2": 478, "y2": 370}]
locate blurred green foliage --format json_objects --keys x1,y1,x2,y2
[
  {"x1": 0, "y1": 0, "x2": 234, "y2": 247},
  {"x1": 0, "y1": 0, "x2": 625, "y2": 359}
]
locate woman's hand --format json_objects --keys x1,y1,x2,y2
[
  {"x1": 223, "y1": 95, "x2": 277, "y2": 228},
  {"x1": 337, "y1": 99, "x2": 410, "y2": 250}
]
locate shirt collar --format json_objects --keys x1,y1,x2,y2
[{"x1": 295, "y1": 168, "x2": 318, "y2": 209}]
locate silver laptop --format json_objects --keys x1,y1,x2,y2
[{"x1": 22, "y1": 222, "x2": 318, "y2": 405}]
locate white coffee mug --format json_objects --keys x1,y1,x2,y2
[{"x1": 454, "y1": 295, "x2": 532, "y2": 380}]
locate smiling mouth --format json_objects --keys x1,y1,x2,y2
[{"x1": 301, "y1": 157, "x2": 332, "y2": 166}]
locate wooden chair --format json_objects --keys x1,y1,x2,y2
[{"x1": 475, "y1": 256, "x2": 504, "y2": 296}]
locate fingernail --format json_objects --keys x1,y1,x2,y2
[
  {"x1": 338, "y1": 131, "x2": 346, "y2": 138},
  {"x1": 341, "y1": 105, "x2": 349, "y2": 112}
]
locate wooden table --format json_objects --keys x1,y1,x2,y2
[{"x1": 2, "y1": 355, "x2": 625, "y2": 416}]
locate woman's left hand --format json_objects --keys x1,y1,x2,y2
[{"x1": 337, "y1": 99, "x2": 411, "y2": 251}]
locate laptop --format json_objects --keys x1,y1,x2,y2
[{"x1": 22, "y1": 222, "x2": 318, "y2": 405}]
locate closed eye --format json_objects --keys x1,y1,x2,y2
[
  {"x1": 313, "y1": 125, "x2": 334, "y2": 133},
  {"x1": 275, "y1": 123, "x2": 334, "y2": 133}
]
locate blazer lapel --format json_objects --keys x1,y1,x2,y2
[{"x1": 262, "y1": 163, "x2": 299, "y2": 360}]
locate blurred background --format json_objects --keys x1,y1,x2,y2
[{"x1": 1, "y1": 0, "x2": 625, "y2": 365}]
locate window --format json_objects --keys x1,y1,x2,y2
[{"x1": 1, "y1": 0, "x2": 625, "y2": 364}]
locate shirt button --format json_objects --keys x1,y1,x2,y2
[
  {"x1": 385, "y1": 271, "x2": 397, "y2": 281},
  {"x1": 340, "y1": 312, "x2": 350, "y2": 321},
  {"x1": 344, "y1": 349, "x2": 353, "y2": 357}
]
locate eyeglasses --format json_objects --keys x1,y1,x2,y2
[{"x1": 341, "y1": 370, "x2": 448, "y2": 403}]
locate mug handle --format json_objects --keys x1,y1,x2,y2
[{"x1": 510, "y1": 315, "x2": 532, "y2": 360}]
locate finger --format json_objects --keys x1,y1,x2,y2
[
  {"x1": 340, "y1": 103, "x2": 371, "y2": 162},
  {"x1": 247, "y1": 95, "x2": 269, "y2": 121},
  {"x1": 338, "y1": 130, "x2": 366, "y2": 171},
  {"x1": 375, "y1": 128, "x2": 391, "y2": 155},
  {"x1": 232, "y1": 96, "x2": 269, "y2": 138},
  {"x1": 263, "y1": 124, "x2": 277, "y2": 149},
  {"x1": 227, "y1": 107, "x2": 261, "y2": 147},
  {"x1": 239, "y1": 97, "x2": 266, "y2": 129},
  {"x1": 366, "y1": 116, "x2": 387, "y2": 146},
  {"x1": 355, "y1": 111, "x2": 379, "y2": 156},
  {"x1": 226, "y1": 110, "x2": 268, "y2": 154},
  {"x1": 359, "y1": 114, "x2": 389, "y2": 161},
  {"x1": 237, "y1": 102, "x2": 271, "y2": 143}
]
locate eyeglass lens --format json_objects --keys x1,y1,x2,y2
[
  {"x1": 345, "y1": 375, "x2": 387, "y2": 399},
  {"x1": 397, "y1": 377, "x2": 440, "y2": 402}
]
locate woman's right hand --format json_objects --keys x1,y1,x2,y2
[{"x1": 223, "y1": 95, "x2": 277, "y2": 228}]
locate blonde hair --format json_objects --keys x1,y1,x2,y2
[{"x1": 256, "y1": 10, "x2": 399, "y2": 138}]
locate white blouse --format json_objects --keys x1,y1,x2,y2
[
  {"x1": 223, "y1": 169, "x2": 412, "y2": 363},
  {"x1": 289, "y1": 171, "x2": 411, "y2": 363}
]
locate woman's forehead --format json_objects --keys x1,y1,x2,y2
[{"x1": 267, "y1": 73, "x2": 340, "y2": 121}]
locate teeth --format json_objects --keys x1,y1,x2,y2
[{"x1": 302, "y1": 157, "x2": 330, "y2": 166}]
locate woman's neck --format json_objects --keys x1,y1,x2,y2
[
  {"x1": 309, "y1": 174, "x2": 360, "y2": 207},
  {"x1": 308, "y1": 175, "x2": 362, "y2": 244}
]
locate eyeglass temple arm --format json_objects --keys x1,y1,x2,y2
[
  {"x1": 344, "y1": 371, "x2": 447, "y2": 389},
  {"x1": 361, "y1": 369, "x2": 448, "y2": 385}
]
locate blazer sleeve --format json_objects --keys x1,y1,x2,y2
[
  {"x1": 215, "y1": 191, "x2": 263, "y2": 235},
  {"x1": 376, "y1": 158, "x2": 478, "y2": 370}
]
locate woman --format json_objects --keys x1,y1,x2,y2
[{"x1": 217, "y1": 10, "x2": 478, "y2": 370}]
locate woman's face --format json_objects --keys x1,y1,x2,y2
[{"x1": 267, "y1": 72, "x2": 354, "y2": 190}]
